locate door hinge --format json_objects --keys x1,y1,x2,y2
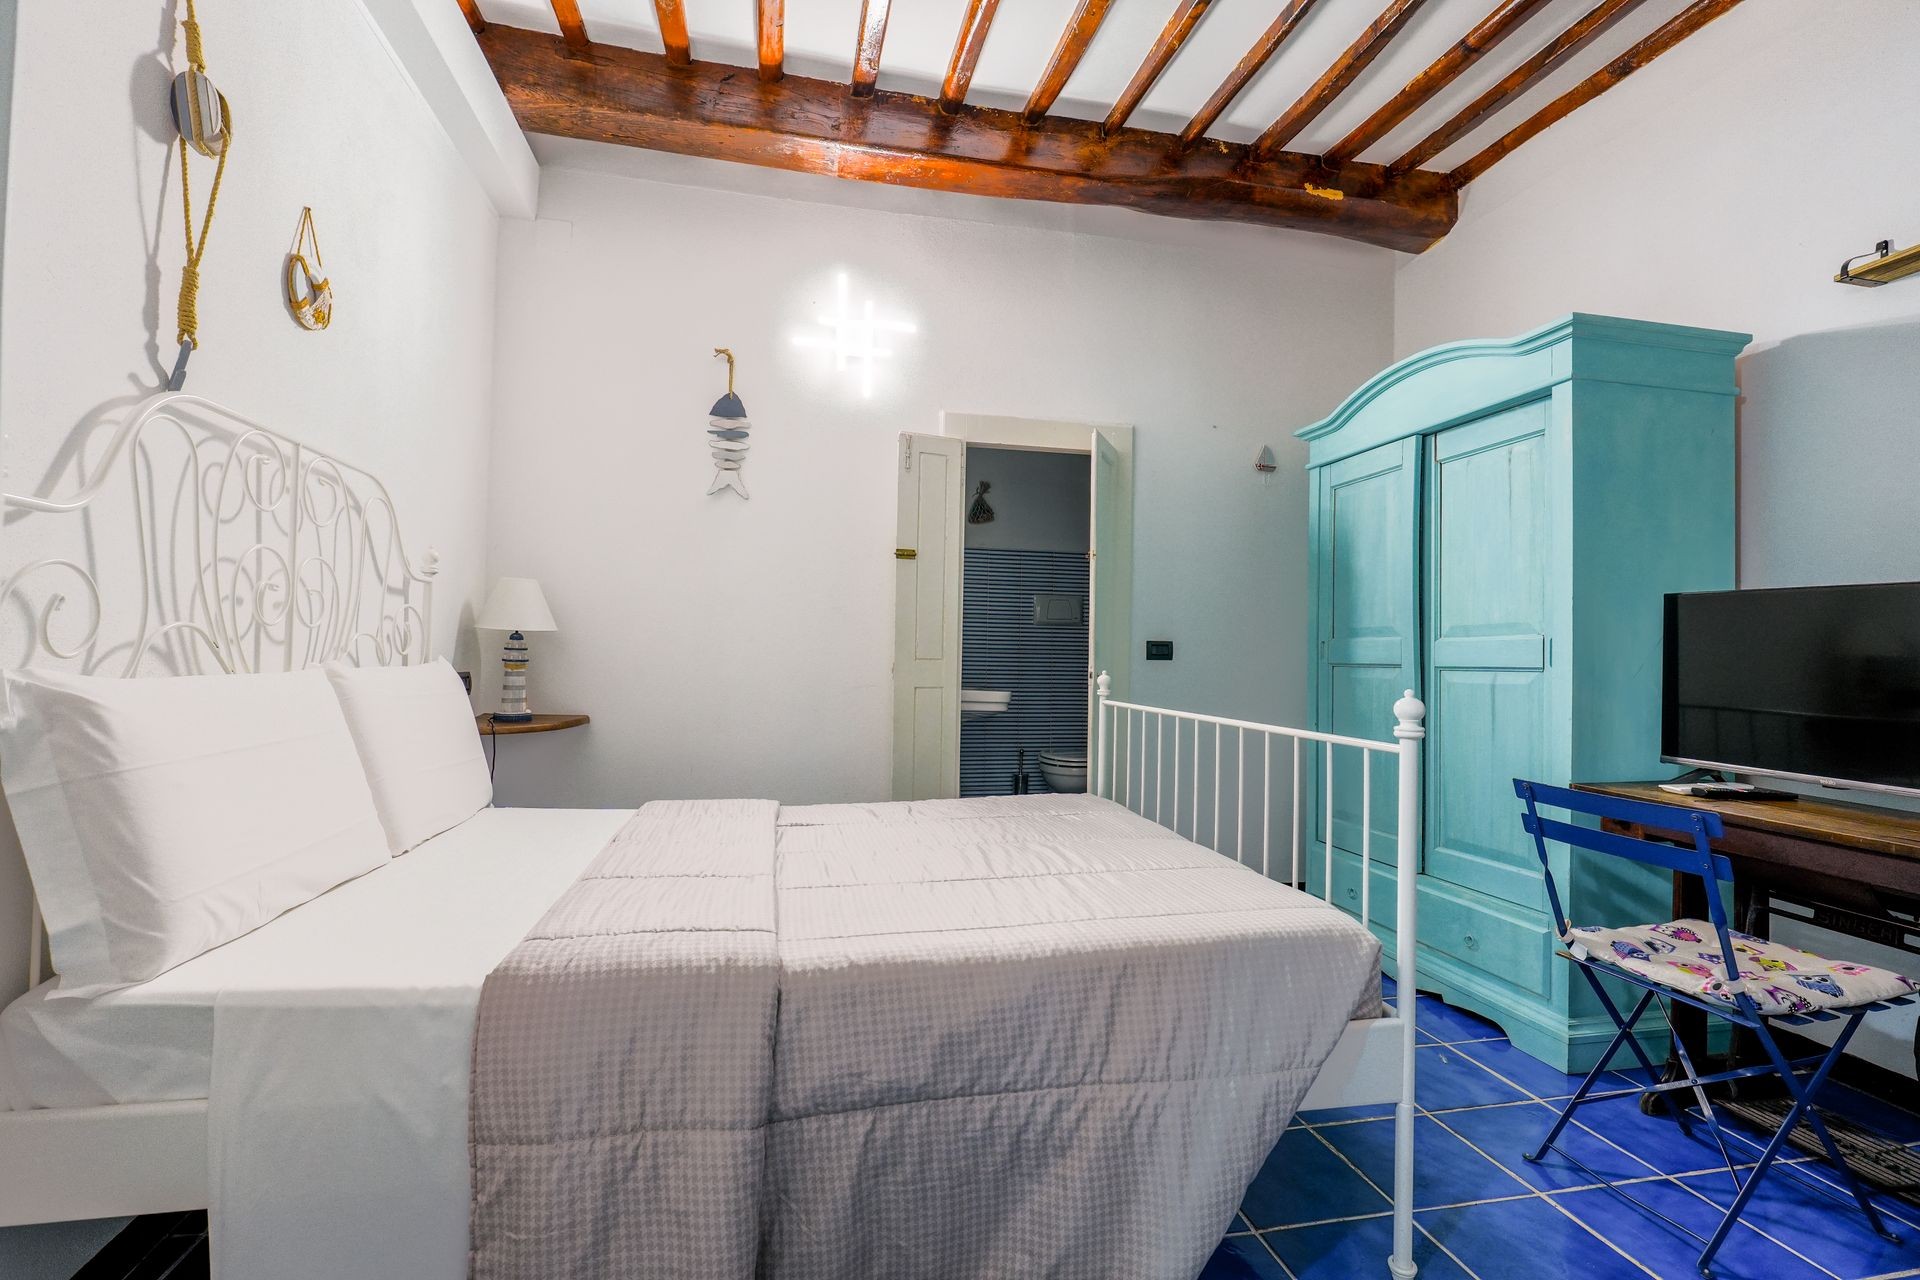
[
  {"x1": 902, "y1": 439, "x2": 912, "y2": 472},
  {"x1": 895, "y1": 548, "x2": 917, "y2": 560}
]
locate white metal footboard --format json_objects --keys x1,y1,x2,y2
[{"x1": 1093, "y1": 673, "x2": 1425, "y2": 1280}]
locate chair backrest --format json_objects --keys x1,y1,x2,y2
[{"x1": 1513, "y1": 779, "x2": 1750, "y2": 1001}]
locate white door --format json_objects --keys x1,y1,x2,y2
[
  {"x1": 1089, "y1": 429, "x2": 1133, "y2": 748},
  {"x1": 892, "y1": 433, "x2": 966, "y2": 800}
]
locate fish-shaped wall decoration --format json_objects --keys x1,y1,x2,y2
[{"x1": 708, "y1": 347, "x2": 752, "y2": 499}]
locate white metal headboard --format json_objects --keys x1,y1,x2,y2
[
  {"x1": 1, "y1": 391, "x2": 439, "y2": 990},
  {"x1": 1, "y1": 391, "x2": 438, "y2": 679}
]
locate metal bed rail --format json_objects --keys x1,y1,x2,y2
[{"x1": 1093, "y1": 672, "x2": 1426, "y2": 1280}]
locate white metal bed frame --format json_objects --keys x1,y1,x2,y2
[
  {"x1": 1095, "y1": 673, "x2": 1425, "y2": 1280},
  {"x1": 0, "y1": 391, "x2": 436, "y2": 1228}
]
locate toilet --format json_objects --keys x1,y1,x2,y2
[{"x1": 1037, "y1": 749, "x2": 1087, "y2": 794}]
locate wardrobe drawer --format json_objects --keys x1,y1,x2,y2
[{"x1": 1417, "y1": 879, "x2": 1554, "y2": 997}]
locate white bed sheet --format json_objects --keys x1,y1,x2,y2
[{"x1": 1, "y1": 806, "x2": 636, "y2": 1110}]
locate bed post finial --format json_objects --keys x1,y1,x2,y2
[
  {"x1": 1094, "y1": 671, "x2": 1111, "y2": 800},
  {"x1": 1389, "y1": 689, "x2": 1425, "y2": 1280}
]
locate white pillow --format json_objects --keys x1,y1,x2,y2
[
  {"x1": 324, "y1": 658, "x2": 491, "y2": 855},
  {"x1": 0, "y1": 667, "x2": 390, "y2": 995}
]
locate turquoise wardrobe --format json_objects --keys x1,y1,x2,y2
[{"x1": 1298, "y1": 315, "x2": 1750, "y2": 1071}]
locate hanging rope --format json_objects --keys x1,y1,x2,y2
[{"x1": 173, "y1": 0, "x2": 232, "y2": 372}]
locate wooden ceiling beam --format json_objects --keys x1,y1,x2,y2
[
  {"x1": 652, "y1": 0, "x2": 691, "y2": 67},
  {"x1": 1451, "y1": 0, "x2": 1747, "y2": 183},
  {"x1": 851, "y1": 0, "x2": 892, "y2": 98},
  {"x1": 941, "y1": 0, "x2": 1003, "y2": 112},
  {"x1": 1324, "y1": 0, "x2": 1552, "y2": 162},
  {"x1": 1104, "y1": 0, "x2": 1217, "y2": 136},
  {"x1": 456, "y1": 0, "x2": 485, "y2": 35},
  {"x1": 475, "y1": 24, "x2": 1457, "y2": 252},
  {"x1": 758, "y1": 0, "x2": 784, "y2": 83},
  {"x1": 1024, "y1": 0, "x2": 1116, "y2": 125},
  {"x1": 1389, "y1": 0, "x2": 1647, "y2": 171},
  {"x1": 550, "y1": 0, "x2": 589, "y2": 53},
  {"x1": 1179, "y1": 0, "x2": 1322, "y2": 148},
  {"x1": 1254, "y1": 0, "x2": 1430, "y2": 158}
]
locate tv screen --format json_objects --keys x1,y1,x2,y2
[{"x1": 1663, "y1": 582, "x2": 1920, "y2": 795}]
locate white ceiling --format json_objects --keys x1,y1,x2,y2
[{"x1": 474, "y1": 0, "x2": 1711, "y2": 171}]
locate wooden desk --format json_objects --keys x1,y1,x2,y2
[
  {"x1": 1578, "y1": 781, "x2": 1920, "y2": 915},
  {"x1": 476, "y1": 713, "x2": 590, "y2": 736}
]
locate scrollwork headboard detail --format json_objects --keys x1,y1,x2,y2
[
  {"x1": 1, "y1": 391, "x2": 437, "y2": 683},
  {"x1": 1, "y1": 391, "x2": 439, "y2": 995}
]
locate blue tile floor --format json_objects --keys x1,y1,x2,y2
[{"x1": 1202, "y1": 980, "x2": 1920, "y2": 1280}]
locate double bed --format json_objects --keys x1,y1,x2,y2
[{"x1": 0, "y1": 393, "x2": 1426, "y2": 1280}]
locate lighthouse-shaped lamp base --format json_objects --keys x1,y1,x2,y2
[{"x1": 496, "y1": 630, "x2": 533, "y2": 723}]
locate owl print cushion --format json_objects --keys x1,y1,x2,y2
[{"x1": 1567, "y1": 919, "x2": 1919, "y2": 1016}]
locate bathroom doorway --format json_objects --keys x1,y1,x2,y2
[
  {"x1": 891, "y1": 414, "x2": 1132, "y2": 801},
  {"x1": 958, "y1": 447, "x2": 1092, "y2": 797}
]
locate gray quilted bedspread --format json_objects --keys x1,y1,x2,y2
[
  {"x1": 468, "y1": 800, "x2": 780, "y2": 1279},
  {"x1": 469, "y1": 795, "x2": 1380, "y2": 1280}
]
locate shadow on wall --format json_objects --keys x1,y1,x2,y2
[{"x1": 1737, "y1": 317, "x2": 1920, "y2": 590}]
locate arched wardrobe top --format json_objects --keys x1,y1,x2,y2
[{"x1": 1295, "y1": 314, "x2": 1752, "y2": 470}]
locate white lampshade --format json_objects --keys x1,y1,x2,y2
[{"x1": 475, "y1": 577, "x2": 557, "y2": 633}]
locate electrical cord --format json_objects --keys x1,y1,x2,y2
[{"x1": 483, "y1": 713, "x2": 499, "y2": 783}]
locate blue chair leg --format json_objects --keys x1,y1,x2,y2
[
  {"x1": 1528, "y1": 986, "x2": 1659, "y2": 1163},
  {"x1": 1751, "y1": 1014, "x2": 1896, "y2": 1238},
  {"x1": 1694, "y1": 1013, "x2": 1898, "y2": 1276},
  {"x1": 1577, "y1": 963, "x2": 1696, "y2": 1134},
  {"x1": 1659, "y1": 1007, "x2": 1741, "y2": 1189}
]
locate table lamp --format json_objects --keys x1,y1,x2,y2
[{"x1": 475, "y1": 577, "x2": 557, "y2": 723}]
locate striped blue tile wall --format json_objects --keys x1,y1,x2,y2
[{"x1": 960, "y1": 549, "x2": 1090, "y2": 798}]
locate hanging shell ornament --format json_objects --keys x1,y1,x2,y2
[
  {"x1": 285, "y1": 206, "x2": 333, "y2": 331},
  {"x1": 708, "y1": 348, "x2": 752, "y2": 499}
]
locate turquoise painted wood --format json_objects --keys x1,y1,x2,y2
[{"x1": 1299, "y1": 314, "x2": 1750, "y2": 1072}]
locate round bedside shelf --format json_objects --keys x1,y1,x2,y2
[{"x1": 475, "y1": 713, "x2": 590, "y2": 736}]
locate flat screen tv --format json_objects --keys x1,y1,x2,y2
[{"x1": 1662, "y1": 582, "x2": 1920, "y2": 796}]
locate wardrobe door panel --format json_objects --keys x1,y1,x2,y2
[
  {"x1": 1425, "y1": 402, "x2": 1553, "y2": 909},
  {"x1": 1313, "y1": 439, "x2": 1419, "y2": 894}
]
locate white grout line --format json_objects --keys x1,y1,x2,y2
[
  {"x1": 1289, "y1": 1124, "x2": 1486, "y2": 1280},
  {"x1": 1659, "y1": 1171, "x2": 1844, "y2": 1280},
  {"x1": 1531, "y1": 1187, "x2": 1666, "y2": 1279},
  {"x1": 1282, "y1": 1063, "x2": 1918, "y2": 1278},
  {"x1": 1294, "y1": 1107, "x2": 1653, "y2": 1280},
  {"x1": 1411, "y1": 1217, "x2": 1483, "y2": 1280},
  {"x1": 1248, "y1": 1224, "x2": 1299, "y2": 1280},
  {"x1": 1419, "y1": 1032, "x2": 1508, "y2": 1047},
  {"x1": 1442, "y1": 1086, "x2": 1848, "y2": 1280},
  {"x1": 1419, "y1": 1091, "x2": 1832, "y2": 1280}
]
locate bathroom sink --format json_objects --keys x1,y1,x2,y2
[{"x1": 961, "y1": 689, "x2": 1011, "y2": 720}]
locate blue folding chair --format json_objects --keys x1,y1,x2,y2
[{"x1": 1513, "y1": 779, "x2": 1917, "y2": 1278}]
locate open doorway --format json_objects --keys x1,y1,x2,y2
[
  {"x1": 959, "y1": 447, "x2": 1091, "y2": 797},
  {"x1": 891, "y1": 415, "x2": 1132, "y2": 801}
]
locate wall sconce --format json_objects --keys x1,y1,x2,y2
[
  {"x1": 793, "y1": 272, "x2": 916, "y2": 398},
  {"x1": 1254, "y1": 446, "x2": 1277, "y2": 486},
  {"x1": 1836, "y1": 239, "x2": 1920, "y2": 287}
]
